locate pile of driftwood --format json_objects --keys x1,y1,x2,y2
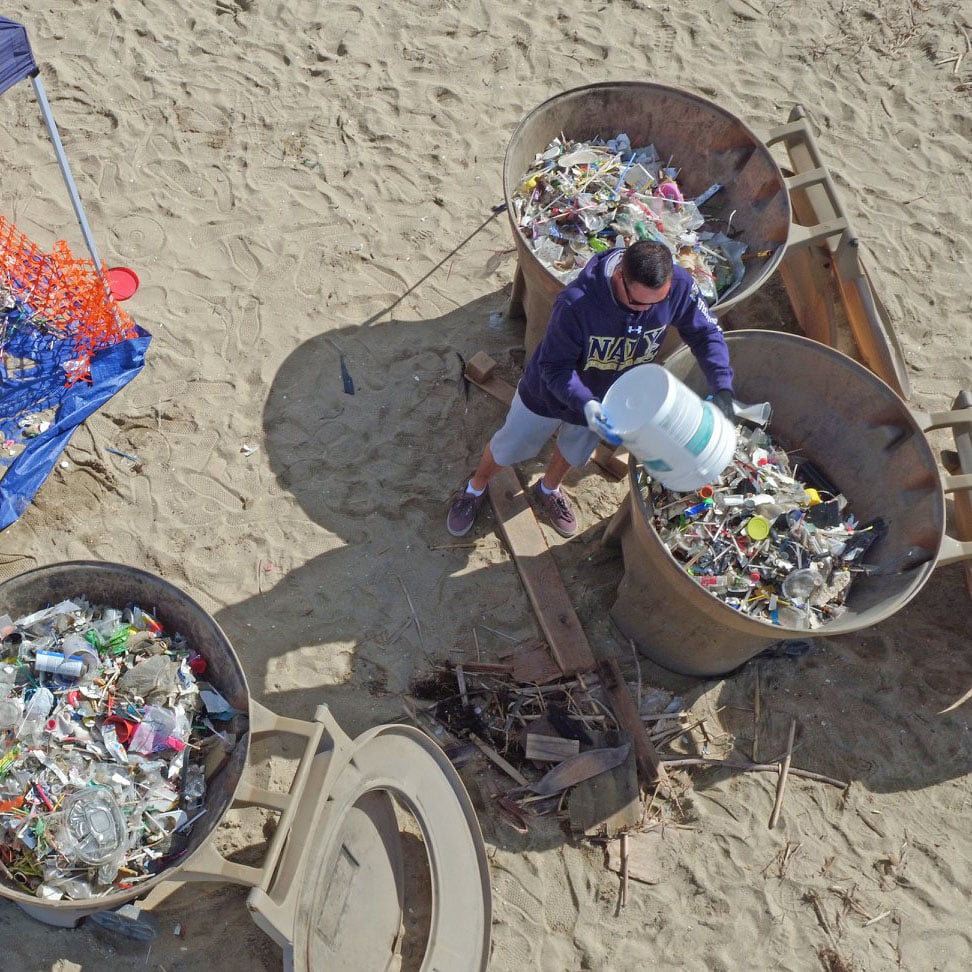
[{"x1": 405, "y1": 646, "x2": 849, "y2": 908}]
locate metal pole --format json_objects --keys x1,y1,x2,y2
[{"x1": 29, "y1": 72, "x2": 103, "y2": 271}]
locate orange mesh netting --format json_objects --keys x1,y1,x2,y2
[{"x1": 0, "y1": 215, "x2": 136, "y2": 384}]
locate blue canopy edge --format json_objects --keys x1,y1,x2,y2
[{"x1": 0, "y1": 16, "x2": 37, "y2": 98}]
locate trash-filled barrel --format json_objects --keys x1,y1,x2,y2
[
  {"x1": 503, "y1": 82, "x2": 792, "y2": 356},
  {"x1": 0, "y1": 561, "x2": 249, "y2": 927},
  {"x1": 611, "y1": 331, "x2": 947, "y2": 677}
]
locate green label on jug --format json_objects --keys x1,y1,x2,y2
[
  {"x1": 685, "y1": 404, "x2": 715, "y2": 456},
  {"x1": 644, "y1": 458, "x2": 673, "y2": 472}
]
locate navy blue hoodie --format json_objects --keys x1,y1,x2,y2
[{"x1": 518, "y1": 248, "x2": 734, "y2": 425}]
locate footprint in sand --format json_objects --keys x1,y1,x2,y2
[{"x1": 110, "y1": 213, "x2": 167, "y2": 261}]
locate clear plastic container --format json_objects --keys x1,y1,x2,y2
[
  {"x1": 16, "y1": 686, "x2": 54, "y2": 741},
  {"x1": 0, "y1": 696, "x2": 23, "y2": 730},
  {"x1": 782, "y1": 568, "x2": 824, "y2": 603},
  {"x1": 53, "y1": 787, "x2": 127, "y2": 866},
  {"x1": 0, "y1": 663, "x2": 17, "y2": 698},
  {"x1": 129, "y1": 705, "x2": 188, "y2": 755}
]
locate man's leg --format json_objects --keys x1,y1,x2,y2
[
  {"x1": 540, "y1": 445, "x2": 572, "y2": 491},
  {"x1": 469, "y1": 444, "x2": 501, "y2": 493},
  {"x1": 531, "y1": 425, "x2": 599, "y2": 538},
  {"x1": 446, "y1": 393, "x2": 558, "y2": 537},
  {"x1": 532, "y1": 443, "x2": 578, "y2": 537},
  {"x1": 446, "y1": 444, "x2": 500, "y2": 537}
]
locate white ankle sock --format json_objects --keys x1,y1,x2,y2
[
  {"x1": 465, "y1": 481, "x2": 486, "y2": 497},
  {"x1": 539, "y1": 480, "x2": 559, "y2": 496}
]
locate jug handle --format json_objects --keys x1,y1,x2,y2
[
  {"x1": 176, "y1": 699, "x2": 345, "y2": 887},
  {"x1": 911, "y1": 391, "x2": 972, "y2": 582}
]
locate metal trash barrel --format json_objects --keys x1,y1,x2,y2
[
  {"x1": 0, "y1": 561, "x2": 249, "y2": 928},
  {"x1": 0, "y1": 562, "x2": 491, "y2": 970},
  {"x1": 503, "y1": 82, "x2": 792, "y2": 356},
  {"x1": 610, "y1": 331, "x2": 971, "y2": 677}
]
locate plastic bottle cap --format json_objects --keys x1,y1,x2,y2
[{"x1": 745, "y1": 515, "x2": 771, "y2": 541}]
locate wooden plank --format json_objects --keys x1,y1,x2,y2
[
  {"x1": 592, "y1": 443, "x2": 630, "y2": 480},
  {"x1": 597, "y1": 657, "x2": 670, "y2": 787},
  {"x1": 488, "y1": 465, "x2": 597, "y2": 676},
  {"x1": 776, "y1": 245, "x2": 839, "y2": 350},
  {"x1": 454, "y1": 661, "x2": 514, "y2": 675},
  {"x1": 568, "y1": 731, "x2": 641, "y2": 838},
  {"x1": 468, "y1": 372, "x2": 515, "y2": 407},
  {"x1": 502, "y1": 638, "x2": 563, "y2": 685},
  {"x1": 525, "y1": 734, "x2": 581, "y2": 762},
  {"x1": 465, "y1": 353, "x2": 515, "y2": 407}
]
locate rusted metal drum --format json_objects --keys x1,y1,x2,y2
[
  {"x1": 504, "y1": 82, "x2": 791, "y2": 356},
  {"x1": 610, "y1": 331, "x2": 957, "y2": 676}
]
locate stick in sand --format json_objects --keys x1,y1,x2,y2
[
  {"x1": 752, "y1": 663, "x2": 760, "y2": 762},
  {"x1": 397, "y1": 575, "x2": 426, "y2": 653},
  {"x1": 619, "y1": 832, "x2": 629, "y2": 909},
  {"x1": 660, "y1": 757, "x2": 846, "y2": 789},
  {"x1": 469, "y1": 733, "x2": 529, "y2": 787},
  {"x1": 768, "y1": 718, "x2": 797, "y2": 830}
]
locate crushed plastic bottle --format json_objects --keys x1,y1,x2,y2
[{"x1": 17, "y1": 686, "x2": 54, "y2": 742}]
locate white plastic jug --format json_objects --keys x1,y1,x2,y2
[{"x1": 602, "y1": 363, "x2": 736, "y2": 491}]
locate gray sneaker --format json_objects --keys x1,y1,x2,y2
[
  {"x1": 531, "y1": 481, "x2": 577, "y2": 537},
  {"x1": 447, "y1": 483, "x2": 487, "y2": 537}
]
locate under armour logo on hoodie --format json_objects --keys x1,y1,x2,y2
[{"x1": 626, "y1": 324, "x2": 643, "y2": 336}]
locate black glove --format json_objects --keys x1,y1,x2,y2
[{"x1": 711, "y1": 389, "x2": 735, "y2": 422}]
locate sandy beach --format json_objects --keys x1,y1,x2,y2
[{"x1": 0, "y1": 0, "x2": 970, "y2": 969}]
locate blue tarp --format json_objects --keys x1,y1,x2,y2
[
  {"x1": 0, "y1": 15, "x2": 36, "y2": 97},
  {"x1": 0, "y1": 15, "x2": 151, "y2": 530},
  {"x1": 0, "y1": 295, "x2": 150, "y2": 530}
]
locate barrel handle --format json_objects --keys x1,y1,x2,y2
[
  {"x1": 938, "y1": 536, "x2": 972, "y2": 567},
  {"x1": 176, "y1": 699, "x2": 343, "y2": 886},
  {"x1": 765, "y1": 107, "x2": 858, "y2": 268},
  {"x1": 911, "y1": 391, "x2": 972, "y2": 575}
]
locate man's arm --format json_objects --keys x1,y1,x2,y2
[
  {"x1": 670, "y1": 280, "x2": 734, "y2": 395},
  {"x1": 534, "y1": 303, "x2": 596, "y2": 414}
]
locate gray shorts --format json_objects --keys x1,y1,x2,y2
[{"x1": 490, "y1": 391, "x2": 600, "y2": 468}]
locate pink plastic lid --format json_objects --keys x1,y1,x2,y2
[{"x1": 106, "y1": 266, "x2": 140, "y2": 301}]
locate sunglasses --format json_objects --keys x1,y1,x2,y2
[{"x1": 619, "y1": 269, "x2": 665, "y2": 309}]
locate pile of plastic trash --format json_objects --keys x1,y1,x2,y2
[
  {"x1": 639, "y1": 418, "x2": 887, "y2": 629},
  {"x1": 0, "y1": 598, "x2": 241, "y2": 900},
  {"x1": 511, "y1": 132, "x2": 746, "y2": 301}
]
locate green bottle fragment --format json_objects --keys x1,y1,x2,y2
[
  {"x1": 0, "y1": 743, "x2": 21, "y2": 780},
  {"x1": 106, "y1": 626, "x2": 134, "y2": 655}
]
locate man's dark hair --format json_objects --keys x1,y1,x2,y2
[{"x1": 622, "y1": 241, "x2": 674, "y2": 289}]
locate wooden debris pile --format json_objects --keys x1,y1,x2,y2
[{"x1": 404, "y1": 650, "x2": 852, "y2": 911}]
